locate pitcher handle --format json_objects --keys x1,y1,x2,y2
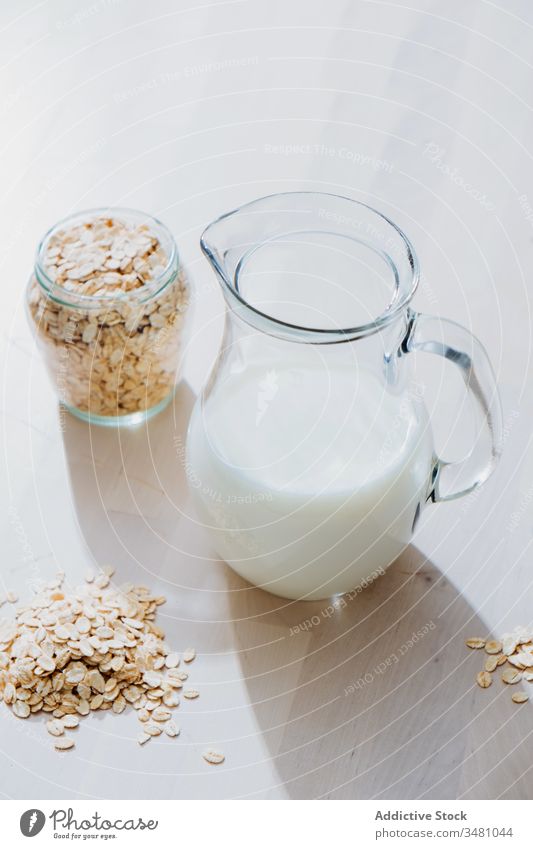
[{"x1": 402, "y1": 309, "x2": 503, "y2": 503}]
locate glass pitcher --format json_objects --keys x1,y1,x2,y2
[{"x1": 186, "y1": 192, "x2": 502, "y2": 601}]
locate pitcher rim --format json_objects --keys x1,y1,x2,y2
[{"x1": 200, "y1": 191, "x2": 419, "y2": 343}]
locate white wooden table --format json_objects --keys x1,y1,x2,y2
[{"x1": 1, "y1": 0, "x2": 533, "y2": 799}]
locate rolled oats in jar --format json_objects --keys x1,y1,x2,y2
[{"x1": 26, "y1": 208, "x2": 190, "y2": 425}]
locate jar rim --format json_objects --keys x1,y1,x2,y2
[{"x1": 34, "y1": 207, "x2": 179, "y2": 308}]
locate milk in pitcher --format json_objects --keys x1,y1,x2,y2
[{"x1": 187, "y1": 361, "x2": 433, "y2": 599}]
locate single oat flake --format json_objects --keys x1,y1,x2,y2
[
  {"x1": 203, "y1": 750, "x2": 225, "y2": 765},
  {"x1": 484, "y1": 656, "x2": 499, "y2": 673},
  {"x1": 466, "y1": 638, "x2": 485, "y2": 649},
  {"x1": 54, "y1": 737, "x2": 75, "y2": 751},
  {"x1": 476, "y1": 671, "x2": 492, "y2": 689},
  {"x1": 502, "y1": 668, "x2": 522, "y2": 685},
  {"x1": 183, "y1": 689, "x2": 199, "y2": 700},
  {"x1": 511, "y1": 692, "x2": 529, "y2": 704}
]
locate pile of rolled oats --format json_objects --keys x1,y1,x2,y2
[
  {"x1": 0, "y1": 568, "x2": 224, "y2": 764},
  {"x1": 27, "y1": 213, "x2": 189, "y2": 419},
  {"x1": 466, "y1": 629, "x2": 533, "y2": 704}
]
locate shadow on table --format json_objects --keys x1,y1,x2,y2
[
  {"x1": 228, "y1": 546, "x2": 533, "y2": 800},
  {"x1": 61, "y1": 382, "x2": 197, "y2": 582}
]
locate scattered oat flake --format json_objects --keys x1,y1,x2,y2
[
  {"x1": 143, "y1": 671, "x2": 162, "y2": 688},
  {"x1": 138, "y1": 732, "x2": 151, "y2": 745},
  {"x1": 152, "y1": 707, "x2": 171, "y2": 722},
  {"x1": 13, "y1": 700, "x2": 30, "y2": 718},
  {"x1": 512, "y1": 692, "x2": 529, "y2": 704},
  {"x1": 516, "y1": 651, "x2": 533, "y2": 666},
  {"x1": 203, "y1": 750, "x2": 225, "y2": 765},
  {"x1": 502, "y1": 668, "x2": 522, "y2": 685},
  {"x1": 54, "y1": 737, "x2": 75, "y2": 750},
  {"x1": 484, "y1": 656, "x2": 499, "y2": 673},
  {"x1": 3, "y1": 682, "x2": 16, "y2": 704},
  {"x1": 144, "y1": 722, "x2": 163, "y2": 737},
  {"x1": 183, "y1": 648, "x2": 196, "y2": 663},
  {"x1": 183, "y1": 689, "x2": 199, "y2": 699},
  {"x1": 169, "y1": 670, "x2": 188, "y2": 682},
  {"x1": 112, "y1": 695, "x2": 126, "y2": 714},
  {"x1": 485, "y1": 640, "x2": 502, "y2": 655},
  {"x1": 476, "y1": 671, "x2": 492, "y2": 689},
  {"x1": 165, "y1": 721, "x2": 179, "y2": 738},
  {"x1": 508, "y1": 653, "x2": 532, "y2": 669},
  {"x1": 77, "y1": 616, "x2": 90, "y2": 635},
  {"x1": 38, "y1": 654, "x2": 56, "y2": 672},
  {"x1": 502, "y1": 636, "x2": 518, "y2": 656},
  {"x1": 6, "y1": 591, "x2": 18, "y2": 604},
  {"x1": 466, "y1": 638, "x2": 485, "y2": 649}
]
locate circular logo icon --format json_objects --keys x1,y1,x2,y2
[{"x1": 20, "y1": 809, "x2": 46, "y2": 837}]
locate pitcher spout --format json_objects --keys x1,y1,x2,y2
[
  {"x1": 200, "y1": 207, "x2": 241, "y2": 287},
  {"x1": 200, "y1": 194, "x2": 288, "y2": 291}
]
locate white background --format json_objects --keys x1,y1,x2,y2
[{"x1": 1, "y1": 0, "x2": 533, "y2": 800}]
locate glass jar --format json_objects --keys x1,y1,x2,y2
[{"x1": 26, "y1": 208, "x2": 190, "y2": 426}]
